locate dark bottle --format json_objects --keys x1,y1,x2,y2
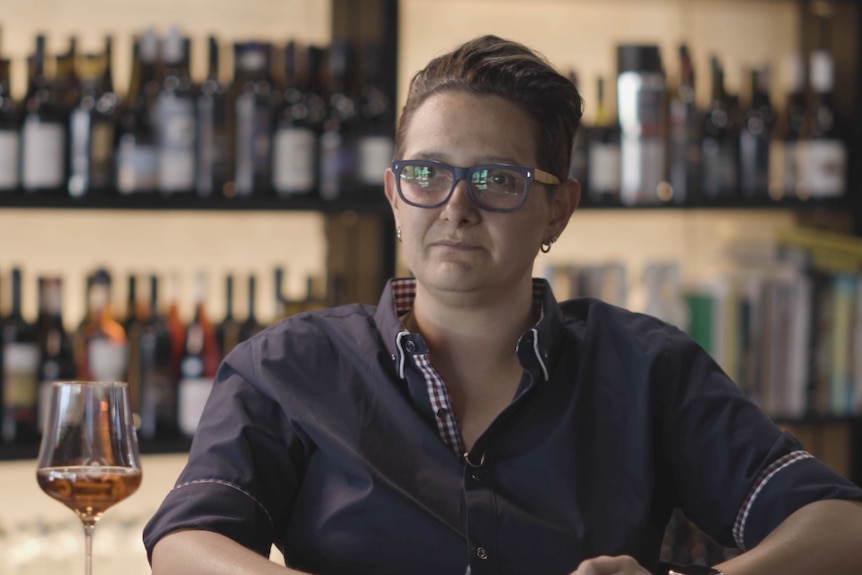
[
  {"x1": 273, "y1": 41, "x2": 322, "y2": 198},
  {"x1": 668, "y1": 44, "x2": 701, "y2": 204},
  {"x1": 35, "y1": 277, "x2": 76, "y2": 435},
  {"x1": 798, "y1": 50, "x2": 845, "y2": 198},
  {"x1": 319, "y1": 40, "x2": 358, "y2": 201},
  {"x1": 354, "y1": 41, "x2": 394, "y2": 193},
  {"x1": 566, "y1": 70, "x2": 589, "y2": 194},
  {"x1": 68, "y1": 53, "x2": 117, "y2": 197},
  {"x1": 1, "y1": 268, "x2": 39, "y2": 444},
  {"x1": 769, "y1": 55, "x2": 806, "y2": 200},
  {"x1": 53, "y1": 36, "x2": 81, "y2": 112},
  {"x1": 739, "y1": 66, "x2": 775, "y2": 199},
  {"x1": 239, "y1": 274, "x2": 265, "y2": 342},
  {"x1": 123, "y1": 273, "x2": 144, "y2": 417},
  {"x1": 585, "y1": 76, "x2": 621, "y2": 205},
  {"x1": 116, "y1": 29, "x2": 159, "y2": 194},
  {"x1": 196, "y1": 35, "x2": 230, "y2": 198},
  {"x1": 232, "y1": 42, "x2": 275, "y2": 197},
  {"x1": 177, "y1": 272, "x2": 219, "y2": 437},
  {"x1": 156, "y1": 26, "x2": 196, "y2": 194},
  {"x1": 91, "y1": 37, "x2": 120, "y2": 193},
  {"x1": 21, "y1": 34, "x2": 67, "y2": 194},
  {"x1": 0, "y1": 55, "x2": 20, "y2": 193},
  {"x1": 214, "y1": 274, "x2": 241, "y2": 358},
  {"x1": 137, "y1": 275, "x2": 176, "y2": 440},
  {"x1": 74, "y1": 269, "x2": 128, "y2": 382},
  {"x1": 700, "y1": 56, "x2": 739, "y2": 200}
]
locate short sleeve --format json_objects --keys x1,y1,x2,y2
[
  {"x1": 142, "y1": 340, "x2": 308, "y2": 560},
  {"x1": 657, "y1": 330, "x2": 862, "y2": 550}
]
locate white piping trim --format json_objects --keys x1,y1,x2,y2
[
  {"x1": 530, "y1": 327, "x2": 549, "y2": 381},
  {"x1": 172, "y1": 478, "x2": 275, "y2": 530},
  {"x1": 395, "y1": 330, "x2": 409, "y2": 379}
]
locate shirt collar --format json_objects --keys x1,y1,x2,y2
[{"x1": 374, "y1": 277, "x2": 564, "y2": 382}]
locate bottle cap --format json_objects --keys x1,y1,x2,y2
[
  {"x1": 809, "y1": 50, "x2": 833, "y2": 92},
  {"x1": 617, "y1": 45, "x2": 663, "y2": 74}
]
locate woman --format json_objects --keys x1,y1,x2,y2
[{"x1": 146, "y1": 35, "x2": 862, "y2": 575}]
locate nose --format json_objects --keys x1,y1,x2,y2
[{"x1": 440, "y1": 177, "x2": 479, "y2": 222}]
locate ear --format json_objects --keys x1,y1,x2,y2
[
  {"x1": 384, "y1": 168, "x2": 401, "y2": 226},
  {"x1": 547, "y1": 178, "x2": 580, "y2": 238}
]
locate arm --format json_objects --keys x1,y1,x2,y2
[
  {"x1": 716, "y1": 499, "x2": 862, "y2": 575},
  {"x1": 151, "y1": 530, "x2": 312, "y2": 575}
]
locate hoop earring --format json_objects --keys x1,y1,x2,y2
[
  {"x1": 540, "y1": 235, "x2": 558, "y2": 253},
  {"x1": 396, "y1": 227, "x2": 402, "y2": 242}
]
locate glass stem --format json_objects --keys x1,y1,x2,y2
[{"x1": 83, "y1": 522, "x2": 96, "y2": 575}]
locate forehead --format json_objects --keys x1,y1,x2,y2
[{"x1": 401, "y1": 90, "x2": 540, "y2": 165}]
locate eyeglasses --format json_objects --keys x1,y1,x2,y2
[{"x1": 391, "y1": 159, "x2": 561, "y2": 213}]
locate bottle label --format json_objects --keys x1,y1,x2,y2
[
  {"x1": 798, "y1": 139, "x2": 846, "y2": 198},
  {"x1": 21, "y1": 118, "x2": 65, "y2": 189},
  {"x1": 701, "y1": 138, "x2": 738, "y2": 197},
  {"x1": 90, "y1": 122, "x2": 115, "y2": 189},
  {"x1": 587, "y1": 142, "x2": 621, "y2": 194},
  {"x1": 620, "y1": 137, "x2": 665, "y2": 205},
  {"x1": 234, "y1": 94, "x2": 272, "y2": 196},
  {"x1": 87, "y1": 338, "x2": 129, "y2": 381},
  {"x1": 68, "y1": 109, "x2": 93, "y2": 197},
  {"x1": 116, "y1": 136, "x2": 159, "y2": 193},
  {"x1": 0, "y1": 129, "x2": 19, "y2": 189},
  {"x1": 178, "y1": 376, "x2": 214, "y2": 436},
  {"x1": 357, "y1": 135, "x2": 393, "y2": 186},
  {"x1": 273, "y1": 127, "x2": 316, "y2": 195},
  {"x1": 2, "y1": 343, "x2": 39, "y2": 408},
  {"x1": 157, "y1": 96, "x2": 196, "y2": 192}
]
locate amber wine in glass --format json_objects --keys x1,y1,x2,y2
[{"x1": 36, "y1": 381, "x2": 143, "y2": 575}]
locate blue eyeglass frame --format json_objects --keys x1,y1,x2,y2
[{"x1": 390, "y1": 159, "x2": 562, "y2": 213}]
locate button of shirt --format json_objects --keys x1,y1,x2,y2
[
  {"x1": 476, "y1": 546, "x2": 488, "y2": 560},
  {"x1": 405, "y1": 340, "x2": 417, "y2": 353}
]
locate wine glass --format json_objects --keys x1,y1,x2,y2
[{"x1": 36, "y1": 381, "x2": 143, "y2": 575}]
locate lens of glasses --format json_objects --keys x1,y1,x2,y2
[{"x1": 397, "y1": 162, "x2": 528, "y2": 211}]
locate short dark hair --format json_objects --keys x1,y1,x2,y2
[{"x1": 394, "y1": 34, "x2": 584, "y2": 182}]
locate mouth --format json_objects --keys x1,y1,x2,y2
[{"x1": 432, "y1": 240, "x2": 480, "y2": 251}]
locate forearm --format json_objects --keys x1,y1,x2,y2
[
  {"x1": 716, "y1": 499, "x2": 862, "y2": 575},
  {"x1": 151, "y1": 529, "x2": 312, "y2": 575}
]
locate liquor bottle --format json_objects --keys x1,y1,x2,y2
[
  {"x1": 177, "y1": 272, "x2": 220, "y2": 437},
  {"x1": 21, "y1": 34, "x2": 67, "y2": 194},
  {"x1": 668, "y1": 44, "x2": 701, "y2": 204},
  {"x1": 273, "y1": 42, "x2": 322, "y2": 198},
  {"x1": 67, "y1": 53, "x2": 117, "y2": 197},
  {"x1": 53, "y1": 36, "x2": 81, "y2": 112},
  {"x1": 0, "y1": 54, "x2": 20, "y2": 193},
  {"x1": 273, "y1": 267, "x2": 289, "y2": 321},
  {"x1": 798, "y1": 50, "x2": 846, "y2": 198},
  {"x1": 116, "y1": 29, "x2": 159, "y2": 194},
  {"x1": 1, "y1": 268, "x2": 39, "y2": 443},
  {"x1": 123, "y1": 273, "x2": 144, "y2": 415},
  {"x1": 585, "y1": 76, "x2": 621, "y2": 205},
  {"x1": 165, "y1": 272, "x2": 187, "y2": 383},
  {"x1": 156, "y1": 26, "x2": 196, "y2": 194},
  {"x1": 196, "y1": 36, "x2": 230, "y2": 198},
  {"x1": 91, "y1": 37, "x2": 120, "y2": 192},
  {"x1": 701, "y1": 55, "x2": 739, "y2": 199},
  {"x1": 739, "y1": 66, "x2": 775, "y2": 199},
  {"x1": 214, "y1": 274, "x2": 241, "y2": 358},
  {"x1": 232, "y1": 42, "x2": 275, "y2": 197},
  {"x1": 137, "y1": 275, "x2": 176, "y2": 440},
  {"x1": 319, "y1": 40, "x2": 358, "y2": 201},
  {"x1": 354, "y1": 41, "x2": 393, "y2": 193},
  {"x1": 566, "y1": 70, "x2": 589, "y2": 196},
  {"x1": 768, "y1": 55, "x2": 806, "y2": 200},
  {"x1": 35, "y1": 277, "x2": 76, "y2": 434},
  {"x1": 75, "y1": 269, "x2": 128, "y2": 382},
  {"x1": 239, "y1": 274, "x2": 264, "y2": 342}
]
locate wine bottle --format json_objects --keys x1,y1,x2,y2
[
  {"x1": 53, "y1": 36, "x2": 80, "y2": 111},
  {"x1": 668, "y1": 44, "x2": 701, "y2": 204},
  {"x1": 239, "y1": 274, "x2": 264, "y2": 342},
  {"x1": 137, "y1": 275, "x2": 176, "y2": 440},
  {"x1": 319, "y1": 40, "x2": 358, "y2": 201},
  {"x1": 798, "y1": 50, "x2": 846, "y2": 198},
  {"x1": 739, "y1": 66, "x2": 775, "y2": 199},
  {"x1": 75, "y1": 269, "x2": 128, "y2": 382},
  {"x1": 165, "y1": 272, "x2": 186, "y2": 382},
  {"x1": 67, "y1": 52, "x2": 118, "y2": 197},
  {"x1": 586, "y1": 76, "x2": 621, "y2": 205},
  {"x1": 273, "y1": 41, "x2": 321, "y2": 198},
  {"x1": 35, "y1": 277, "x2": 76, "y2": 435},
  {"x1": 232, "y1": 42, "x2": 275, "y2": 197},
  {"x1": 214, "y1": 273, "x2": 240, "y2": 358},
  {"x1": 91, "y1": 37, "x2": 119, "y2": 193},
  {"x1": 1, "y1": 268, "x2": 39, "y2": 443},
  {"x1": 701, "y1": 55, "x2": 739, "y2": 199},
  {"x1": 768, "y1": 55, "x2": 806, "y2": 200},
  {"x1": 116, "y1": 29, "x2": 159, "y2": 194},
  {"x1": 177, "y1": 272, "x2": 219, "y2": 437},
  {"x1": 21, "y1": 34, "x2": 67, "y2": 194},
  {"x1": 354, "y1": 41, "x2": 394, "y2": 193},
  {"x1": 123, "y1": 273, "x2": 144, "y2": 416},
  {"x1": 565, "y1": 70, "x2": 588, "y2": 189},
  {"x1": 196, "y1": 35, "x2": 230, "y2": 198},
  {"x1": 156, "y1": 26, "x2": 196, "y2": 194},
  {"x1": 0, "y1": 54, "x2": 19, "y2": 193}
]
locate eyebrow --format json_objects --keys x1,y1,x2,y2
[{"x1": 409, "y1": 152, "x2": 527, "y2": 167}]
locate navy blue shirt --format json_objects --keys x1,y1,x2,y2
[{"x1": 143, "y1": 278, "x2": 862, "y2": 575}]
